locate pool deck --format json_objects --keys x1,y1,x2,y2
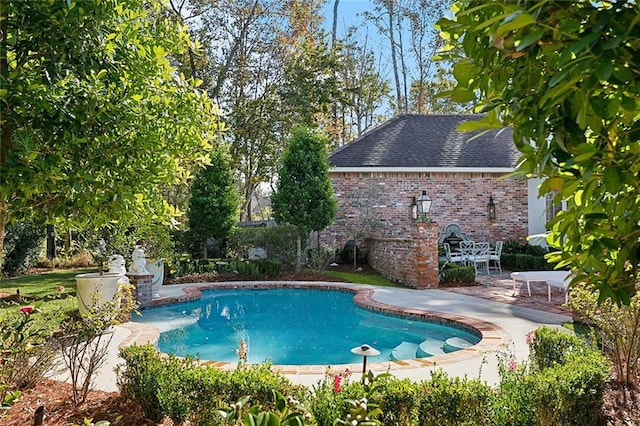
[{"x1": 85, "y1": 274, "x2": 571, "y2": 392}]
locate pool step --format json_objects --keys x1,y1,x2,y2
[
  {"x1": 444, "y1": 337, "x2": 474, "y2": 352},
  {"x1": 417, "y1": 338, "x2": 446, "y2": 357},
  {"x1": 390, "y1": 341, "x2": 420, "y2": 361}
]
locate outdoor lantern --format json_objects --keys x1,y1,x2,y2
[
  {"x1": 351, "y1": 344, "x2": 380, "y2": 379},
  {"x1": 409, "y1": 196, "x2": 418, "y2": 220},
  {"x1": 487, "y1": 196, "x2": 496, "y2": 220},
  {"x1": 416, "y1": 190, "x2": 432, "y2": 215}
]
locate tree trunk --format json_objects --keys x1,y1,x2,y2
[
  {"x1": 396, "y1": 10, "x2": 408, "y2": 113},
  {"x1": 0, "y1": 199, "x2": 7, "y2": 274},
  {"x1": 386, "y1": 1, "x2": 402, "y2": 114},
  {"x1": 296, "y1": 232, "x2": 302, "y2": 273},
  {"x1": 353, "y1": 241, "x2": 358, "y2": 270},
  {"x1": 330, "y1": 0, "x2": 340, "y2": 146},
  {"x1": 64, "y1": 229, "x2": 72, "y2": 258}
]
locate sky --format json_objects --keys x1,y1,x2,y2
[{"x1": 320, "y1": 0, "x2": 377, "y2": 37}]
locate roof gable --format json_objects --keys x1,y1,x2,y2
[{"x1": 329, "y1": 114, "x2": 519, "y2": 169}]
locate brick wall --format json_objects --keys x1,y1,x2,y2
[
  {"x1": 367, "y1": 222, "x2": 439, "y2": 288},
  {"x1": 320, "y1": 171, "x2": 529, "y2": 286}
]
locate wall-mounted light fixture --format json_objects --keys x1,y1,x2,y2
[
  {"x1": 410, "y1": 191, "x2": 432, "y2": 220},
  {"x1": 417, "y1": 190, "x2": 432, "y2": 216},
  {"x1": 487, "y1": 196, "x2": 496, "y2": 220},
  {"x1": 409, "y1": 196, "x2": 418, "y2": 220}
]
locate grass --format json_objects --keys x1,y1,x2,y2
[
  {"x1": 324, "y1": 270, "x2": 402, "y2": 287},
  {"x1": 0, "y1": 268, "x2": 94, "y2": 327}
]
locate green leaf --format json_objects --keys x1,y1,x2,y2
[
  {"x1": 568, "y1": 32, "x2": 599, "y2": 54},
  {"x1": 612, "y1": 64, "x2": 633, "y2": 82},
  {"x1": 450, "y1": 87, "x2": 476, "y2": 103},
  {"x1": 496, "y1": 13, "x2": 536, "y2": 37},
  {"x1": 475, "y1": 13, "x2": 510, "y2": 32},
  {"x1": 452, "y1": 60, "x2": 475, "y2": 86},
  {"x1": 604, "y1": 167, "x2": 623, "y2": 192},
  {"x1": 516, "y1": 29, "x2": 545, "y2": 51},
  {"x1": 594, "y1": 61, "x2": 613, "y2": 81},
  {"x1": 548, "y1": 69, "x2": 570, "y2": 88},
  {"x1": 574, "y1": 151, "x2": 596, "y2": 163}
]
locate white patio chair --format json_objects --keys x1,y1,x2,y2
[
  {"x1": 489, "y1": 241, "x2": 503, "y2": 273},
  {"x1": 444, "y1": 242, "x2": 464, "y2": 264},
  {"x1": 458, "y1": 241, "x2": 475, "y2": 267},
  {"x1": 472, "y1": 242, "x2": 490, "y2": 275}
]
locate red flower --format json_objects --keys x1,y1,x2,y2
[
  {"x1": 57, "y1": 286, "x2": 65, "y2": 293},
  {"x1": 525, "y1": 331, "x2": 534, "y2": 345},
  {"x1": 333, "y1": 374, "x2": 342, "y2": 393},
  {"x1": 20, "y1": 306, "x2": 34, "y2": 314}
]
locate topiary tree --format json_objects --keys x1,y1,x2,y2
[
  {"x1": 187, "y1": 147, "x2": 240, "y2": 258},
  {"x1": 271, "y1": 127, "x2": 337, "y2": 272},
  {"x1": 437, "y1": 1, "x2": 640, "y2": 303}
]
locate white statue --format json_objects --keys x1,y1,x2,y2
[
  {"x1": 129, "y1": 245, "x2": 149, "y2": 274},
  {"x1": 107, "y1": 254, "x2": 127, "y2": 275}
]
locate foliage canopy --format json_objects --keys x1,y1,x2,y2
[
  {"x1": 437, "y1": 0, "x2": 640, "y2": 303},
  {"x1": 0, "y1": 0, "x2": 222, "y2": 268}
]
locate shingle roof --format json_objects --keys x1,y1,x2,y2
[{"x1": 329, "y1": 114, "x2": 519, "y2": 169}]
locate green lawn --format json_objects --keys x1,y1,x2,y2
[
  {"x1": 323, "y1": 270, "x2": 402, "y2": 287},
  {"x1": 0, "y1": 268, "x2": 94, "y2": 326}
]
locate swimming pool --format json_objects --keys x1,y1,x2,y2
[{"x1": 135, "y1": 288, "x2": 481, "y2": 365}]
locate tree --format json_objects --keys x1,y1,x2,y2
[
  {"x1": 366, "y1": 0, "x2": 408, "y2": 114},
  {"x1": 187, "y1": 148, "x2": 240, "y2": 258},
  {"x1": 271, "y1": 127, "x2": 337, "y2": 272},
  {"x1": 0, "y1": 0, "x2": 222, "y2": 271},
  {"x1": 332, "y1": 32, "x2": 391, "y2": 145},
  {"x1": 437, "y1": 1, "x2": 640, "y2": 303}
]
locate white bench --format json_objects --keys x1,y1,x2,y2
[{"x1": 511, "y1": 271, "x2": 571, "y2": 302}]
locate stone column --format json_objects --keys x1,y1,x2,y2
[
  {"x1": 126, "y1": 273, "x2": 154, "y2": 308},
  {"x1": 413, "y1": 222, "x2": 439, "y2": 288}
]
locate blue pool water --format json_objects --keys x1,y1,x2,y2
[{"x1": 134, "y1": 288, "x2": 481, "y2": 365}]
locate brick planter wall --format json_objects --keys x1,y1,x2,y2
[
  {"x1": 127, "y1": 274, "x2": 153, "y2": 308},
  {"x1": 367, "y1": 222, "x2": 438, "y2": 288},
  {"x1": 320, "y1": 170, "x2": 529, "y2": 287}
]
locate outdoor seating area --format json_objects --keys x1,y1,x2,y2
[{"x1": 443, "y1": 239, "x2": 503, "y2": 275}]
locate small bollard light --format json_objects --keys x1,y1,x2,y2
[{"x1": 350, "y1": 344, "x2": 380, "y2": 378}]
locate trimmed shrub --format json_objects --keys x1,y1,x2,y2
[
  {"x1": 440, "y1": 262, "x2": 476, "y2": 283},
  {"x1": 117, "y1": 345, "x2": 165, "y2": 421},
  {"x1": 416, "y1": 370, "x2": 494, "y2": 426},
  {"x1": 494, "y1": 326, "x2": 611, "y2": 426},
  {"x1": 500, "y1": 253, "x2": 554, "y2": 271},
  {"x1": 116, "y1": 345, "x2": 299, "y2": 424},
  {"x1": 527, "y1": 326, "x2": 590, "y2": 372},
  {"x1": 374, "y1": 376, "x2": 418, "y2": 426},
  {"x1": 501, "y1": 240, "x2": 554, "y2": 271}
]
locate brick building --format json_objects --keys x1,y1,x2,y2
[{"x1": 320, "y1": 114, "x2": 546, "y2": 289}]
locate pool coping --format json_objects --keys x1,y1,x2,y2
[{"x1": 120, "y1": 281, "x2": 512, "y2": 376}]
